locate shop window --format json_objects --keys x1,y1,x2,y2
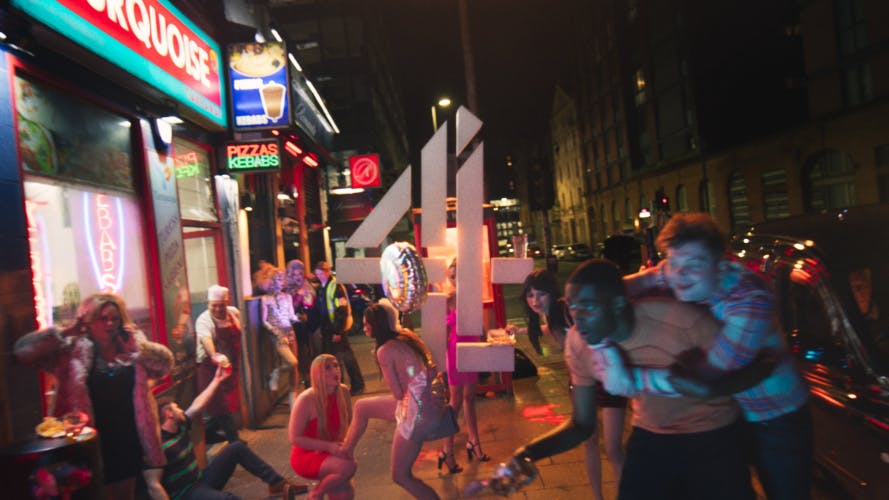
[
  {"x1": 182, "y1": 229, "x2": 221, "y2": 323},
  {"x1": 23, "y1": 180, "x2": 152, "y2": 334},
  {"x1": 15, "y1": 73, "x2": 133, "y2": 190},
  {"x1": 174, "y1": 137, "x2": 217, "y2": 222}
]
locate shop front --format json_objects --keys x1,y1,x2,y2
[{"x1": 1, "y1": 0, "x2": 238, "y2": 462}]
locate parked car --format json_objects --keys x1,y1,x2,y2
[
  {"x1": 731, "y1": 205, "x2": 889, "y2": 499},
  {"x1": 565, "y1": 243, "x2": 594, "y2": 261},
  {"x1": 528, "y1": 243, "x2": 544, "y2": 258},
  {"x1": 551, "y1": 244, "x2": 571, "y2": 259}
]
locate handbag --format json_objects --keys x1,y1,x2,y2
[{"x1": 410, "y1": 369, "x2": 460, "y2": 441}]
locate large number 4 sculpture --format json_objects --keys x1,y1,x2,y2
[{"x1": 335, "y1": 107, "x2": 534, "y2": 372}]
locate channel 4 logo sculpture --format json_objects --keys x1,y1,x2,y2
[{"x1": 334, "y1": 107, "x2": 533, "y2": 370}]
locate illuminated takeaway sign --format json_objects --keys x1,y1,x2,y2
[{"x1": 224, "y1": 138, "x2": 281, "y2": 173}]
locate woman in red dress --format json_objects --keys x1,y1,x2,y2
[{"x1": 289, "y1": 354, "x2": 356, "y2": 499}]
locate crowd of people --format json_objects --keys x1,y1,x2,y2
[{"x1": 12, "y1": 211, "x2": 815, "y2": 499}]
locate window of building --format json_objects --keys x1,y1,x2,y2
[
  {"x1": 803, "y1": 150, "x2": 856, "y2": 212},
  {"x1": 174, "y1": 138, "x2": 217, "y2": 222},
  {"x1": 699, "y1": 179, "x2": 715, "y2": 214},
  {"x1": 15, "y1": 73, "x2": 134, "y2": 191},
  {"x1": 675, "y1": 184, "x2": 688, "y2": 212},
  {"x1": 611, "y1": 200, "x2": 620, "y2": 228},
  {"x1": 321, "y1": 17, "x2": 347, "y2": 60},
  {"x1": 836, "y1": 0, "x2": 873, "y2": 107},
  {"x1": 761, "y1": 168, "x2": 790, "y2": 220},
  {"x1": 634, "y1": 67, "x2": 647, "y2": 106},
  {"x1": 728, "y1": 170, "x2": 751, "y2": 232},
  {"x1": 624, "y1": 197, "x2": 633, "y2": 223}
]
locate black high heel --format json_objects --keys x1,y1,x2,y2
[
  {"x1": 437, "y1": 450, "x2": 464, "y2": 474},
  {"x1": 466, "y1": 441, "x2": 490, "y2": 462}
]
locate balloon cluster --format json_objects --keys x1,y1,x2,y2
[
  {"x1": 463, "y1": 455, "x2": 539, "y2": 496},
  {"x1": 380, "y1": 242, "x2": 428, "y2": 313}
]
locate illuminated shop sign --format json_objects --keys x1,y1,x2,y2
[
  {"x1": 11, "y1": 0, "x2": 227, "y2": 128},
  {"x1": 25, "y1": 199, "x2": 51, "y2": 328},
  {"x1": 224, "y1": 139, "x2": 281, "y2": 173},
  {"x1": 228, "y1": 42, "x2": 290, "y2": 130},
  {"x1": 175, "y1": 150, "x2": 201, "y2": 179},
  {"x1": 84, "y1": 192, "x2": 126, "y2": 293}
]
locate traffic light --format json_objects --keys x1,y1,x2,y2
[{"x1": 655, "y1": 189, "x2": 670, "y2": 212}]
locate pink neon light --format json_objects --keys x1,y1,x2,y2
[
  {"x1": 95, "y1": 194, "x2": 119, "y2": 292},
  {"x1": 25, "y1": 199, "x2": 49, "y2": 329}
]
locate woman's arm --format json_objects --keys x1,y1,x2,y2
[{"x1": 13, "y1": 327, "x2": 71, "y2": 368}]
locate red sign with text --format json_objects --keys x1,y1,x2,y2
[
  {"x1": 56, "y1": 0, "x2": 221, "y2": 109},
  {"x1": 349, "y1": 154, "x2": 381, "y2": 188}
]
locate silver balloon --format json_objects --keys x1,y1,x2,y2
[{"x1": 381, "y1": 242, "x2": 428, "y2": 313}]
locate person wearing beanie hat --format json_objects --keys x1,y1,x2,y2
[{"x1": 195, "y1": 284, "x2": 242, "y2": 443}]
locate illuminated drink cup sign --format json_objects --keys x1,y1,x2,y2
[
  {"x1": 260, "y1": 82, "x2": 286, "y2": 120},
  {"x1": 223, "y1": 138, "x2": 281, "y2": 173}
]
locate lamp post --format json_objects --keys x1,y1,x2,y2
[{"x1": 430, "y1": 96, "x2": 452, "y2": 133}]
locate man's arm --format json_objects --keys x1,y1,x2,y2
[
  {"x1": 185, "y1": 365, "x2": 230, "y2": 419},
  {"x1": 623, "y1": 261, "x2": 667, "y2": 298},
  {"x1": 514, "y1": 384, "x2": 597, "y2": 461}
]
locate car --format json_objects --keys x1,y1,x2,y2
[
  {"x1": 528, "y1": 243, "x2": 544, "y2": 258},
  {"x1": 731, "y1": 205, "x2": 889, "y2": 500},
  {"x1": 551, "y1": 244, "x2": 571, "y2": 259},
  {"x1": 565, "y1": 243, "x2": 594, "y2": 261}
]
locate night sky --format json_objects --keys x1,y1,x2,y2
[{"x1": 379, "y1": 0, "x2": 573, "y2": 197}]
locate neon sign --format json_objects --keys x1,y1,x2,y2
[
  {"x1": 84, "y1": 192, "x2": 126, "y2": 293},
  {"x1": 224, "y1": 139, "x2": 281, "y2": 173},
  {"x1": 175, "y1": 151, "x2": 201, "y2": 179},
  {"x1": 25, "y1": 199, "x2": 51, "y2": 328}
]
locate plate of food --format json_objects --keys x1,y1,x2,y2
[{"x1": 35, "y1": 416, "x2": 66, "y2": 439}]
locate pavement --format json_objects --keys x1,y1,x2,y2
[{"x1": 220, "y1": 325, "x2": 615, "y2": 500}]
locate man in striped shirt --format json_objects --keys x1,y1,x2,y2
[
  {"x1": 617, "y1": 212, "x2": 811, "y2": 500},
  {"x1": 158, "y1": 365, "x2": 307, "y2": 499}
]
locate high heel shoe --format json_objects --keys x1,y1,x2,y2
[
  {"x1": 466, "y1": 441, "x2": 491, "y2": 462},
  {"x1": 437, "y1": 450, "x2": 464, "y2": 474}
]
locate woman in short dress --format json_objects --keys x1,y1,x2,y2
[
  {"x1": 341, "y1": 300, "x2": 443, "y2": 499},
  {"x1": 289, "y1": 354, "x2": 356, "y2": 500}
]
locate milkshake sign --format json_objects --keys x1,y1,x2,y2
[
  {"x1": 228, "y1": 42, "x2": 291, "y2": 130},
  {"x1": 10, "y1": 0, "x2": 227, "y2": 128}
]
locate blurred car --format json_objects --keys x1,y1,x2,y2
[
  {"x1": 551, "y1": 244, "x2": 570, "y2": 259},
  {"x1": 528, "y1": 243, "x2": 544, "y2": 258},
  {"x1": 731, "y1": 205, "x2": 889, "y2": 499},
  {"x1": 565, "y1": 243, "x2": 594, "y2": 261}
]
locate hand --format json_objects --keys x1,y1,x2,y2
[
  {"x1": 464, "y1": 453, "x2": 538, "y2": 496},
  {"x1": 504, "y1": 324, "x2": 518, "y2": 336},
  {"x1": 588, "y1": 340, "x2": 637, "y2": 397},
  {"x1": 667, "y1": 372, "x2": 713, "y2": 398},
  {"x1": 214, "y1": 364, "x2": 232, "y2": 381}
]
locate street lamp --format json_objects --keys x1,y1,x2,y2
[{"x1": 430, "y1": 96, "x2": 452, "y2": 133}]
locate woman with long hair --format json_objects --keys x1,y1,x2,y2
[
  {"x1": 507, "y1": 269, "x2": 627, "y2": 500},
  {"x1": 15, "y1": 293, "x2": 174, "y2": 500},
  {"x1": 285, "y1": 259, "x2": 319, "y2": 389},
  {"x1": 257, "y1": 265, "x2": 299, "y2": 394},
  {"x1": 289, "y1": 354, "x2": 356, "y2": 500},
  {"x1": 340, "y1": 300, "x2": 443, "y2": 499}
]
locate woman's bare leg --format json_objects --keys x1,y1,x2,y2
[
  {"x1": 341, "y1": 396, "x2": 397, "y2": 455},
  {"x1": 391, "y1": 432, "x2": 439, "y2": 499},
  {"x1": 583, "y1": 431, "x2": 605, "y2": 500},
  {"x1": 309, "y1": 455, "x2": 356, "y2": 500}
]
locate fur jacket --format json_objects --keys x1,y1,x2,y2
[{"x1": 14, "y1": 327, "x2": 174, "y2": 468}]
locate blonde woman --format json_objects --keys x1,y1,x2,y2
[
  {"x1": 289, "y1": 355, "x2": 356, "y2": 500},
  {"x1": 15, "y1": 293, "x2": 173, "y2": 500}
]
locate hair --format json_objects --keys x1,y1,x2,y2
[
  {"x1": 254, "y1": 265, "x2": 284, "y2": 294},
  {"x1": 309, "y1": 354, "x2": 352, "y2": 441},
  {"x1": 156, "y1": 396, "x2": 175, "y2": 414},
  {"x1": 567, "y1": 259, "x2": 634, "y2": 326},
  {"x1": 520, "y1": 270, "x2": 570, "y2": 352},
  {"x1": 78, "y1": 293, "x2": 134, "y2": 327},
  {"x1": 655, "y1": 212, "x2": 728, "y2": 259},
  {"x1": 314, "y1": 261, "x2": 331, "y2": 271},
  {"x1": 363, "y1": 304, "x2": 434, "y2": 368}
]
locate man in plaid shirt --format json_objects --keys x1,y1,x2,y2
[{"x1": 611, "y1": 212, "x2": 811, "y2": 500}]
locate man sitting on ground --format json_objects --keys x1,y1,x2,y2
[{"x1": 158, "y1": 365, "x2": 308, "y2": 499}]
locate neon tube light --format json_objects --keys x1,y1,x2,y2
[
  {"x1": 83, "y1": 192, "x2": 126, "y2": 293},
  {"x1": 25, "y1": 199, "x2": 50, "y2": 328}
]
